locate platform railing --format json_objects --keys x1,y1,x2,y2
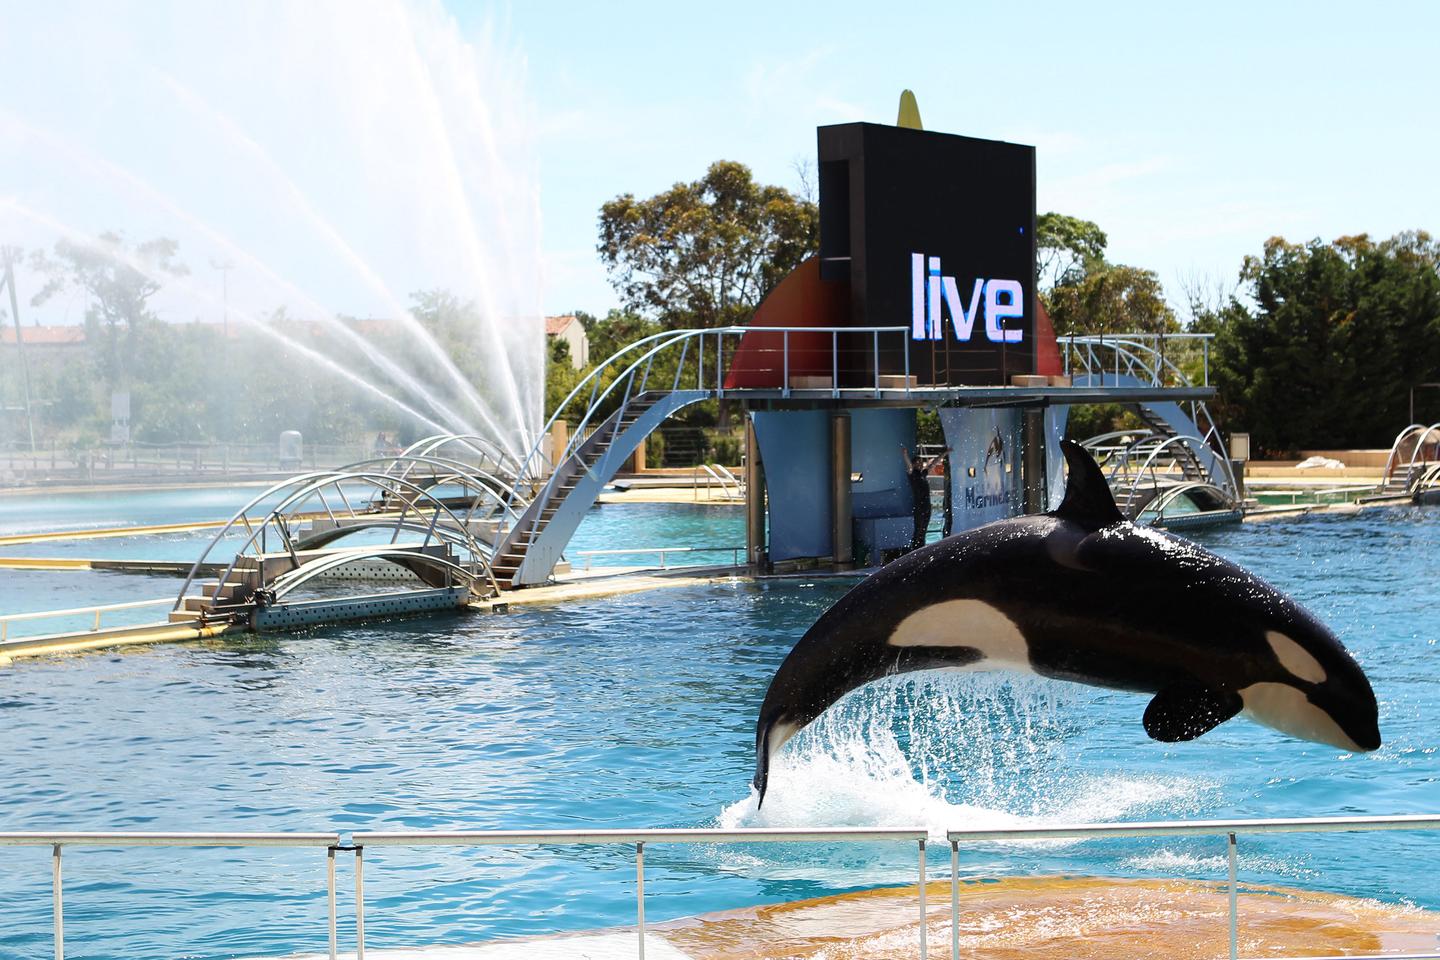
[
  {"x1": 947, "y1": 814, "x2": 1440, "y2": 960},
  {"x1": 0, "y1": 831, "x2": 342, "y2": 960},
  {"x1": 0, "y1": 597, "x2": 176, "y2": 642},
  {"x1": 1060, "y1": 332, "x2": 1214, "y2": 388},
  {"x1": 350, "y1": 827, "x2": 931, "y2": 960}
]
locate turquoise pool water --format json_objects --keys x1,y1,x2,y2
[
  {"x1": 0, "y1": 500, "x2": 1436, "y2": 958},
  {"x1": 0, "y1": 490, "x2": 743, "y2": 633}
]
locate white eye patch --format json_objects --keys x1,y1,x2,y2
[{"x1": 1265, "y1": 630, "x2": 1327, "y2": 684}]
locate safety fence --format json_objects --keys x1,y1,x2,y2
[{"x1": 4, "y1": 815, "x2": 1440, "y2": 960}]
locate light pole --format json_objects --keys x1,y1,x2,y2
[
  {"x1": 210, "y1": 259, "x2": 234, "y2": 338},
  {"x1": 2, "y1": 246, "x2": 36, "y2": 453},
  {"x1": 210, "y1": 259, "x2": 235, "y2": 452},
  {"x1": 1411, "y1": 383, "x2": 1440, "y2": 425}
]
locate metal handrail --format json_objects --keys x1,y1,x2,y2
[
  {"x1": 1060, "y1": 332, "x2": 1213, "y2": 388},
  {"x1": 1380, "y1": 423, "x2": 1431, "y2": 486},
  {"x1": 350, "y1": 827, "x2": 931, "y2": 960},
  {"x1": 0, "y1": 831, "x2": 341, "y2": 960},
  {"x1": 0, "y1": 598, "x2": 176, "y2": 643},
  {"x1": 572, "y1": 545, "x2": 746, "y2": 571},
  {"x1": 692, "y1": 463, "x2": 744, "y2": 501},
  {"x1": 6, "y1": 816, "x2": 1439, "y2": 960},
  {"x1": 947, "y1": 814, "x2": 1440, "y2": 960}
]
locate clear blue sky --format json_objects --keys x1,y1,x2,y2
[
  {"x1": 2, "y1": 1, "x2": 1435, "y2": 327},
  {"x1": 461, "y1": 0, "x2": 1440, "y2": 317}
]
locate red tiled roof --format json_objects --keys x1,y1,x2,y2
[
  {"x1": 545, "y1": 314, "x2": 577, "y2": 336},
  {"x1": 0, "y1": 324, "x2": 86, "y2": 346}
]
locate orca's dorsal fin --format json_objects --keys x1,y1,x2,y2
[{"x1": 1056, "y1": 439, "x2": 1126, "y2": 531}]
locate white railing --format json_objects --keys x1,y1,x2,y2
[
  {"x1": 571, "y1": 545, "x2": 746, "y2": 571},
  {"x1": 0, "y1": 831, "x2": 342, "y2": 960},
  {"x1": 6, "y1": 816, "x2": 1439, "y2": 960},
  {"x1": 692, "y1": 462, "x2": 744, "y2": 501},
  {"x1": 0, "y1": 598, "x2": 176, "y2": 643},
  {"x1": 350, "y1": 827, "x2": 931, "y2": 960},
  {"x1": 1060, "y1": 332, "x2": 1213, "y2": 387},
  {"x1": 947, "y1": 815, "x2": 1440, "y2": 960}
]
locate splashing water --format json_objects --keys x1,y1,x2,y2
[
  {"x1": 719, "y1": 673, "x2": 1219, "y2": 843},
  {"x1": 0, "y1": 0, "x2": 543, "y2": 454}
]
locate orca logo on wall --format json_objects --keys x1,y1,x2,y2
[{"x1": 910, "y1": 253, "x2": 1024, "y2": 344}]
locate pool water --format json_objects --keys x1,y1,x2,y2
[{"x1": 0, "y1": 502, "x2": 1436, "y2": 958}]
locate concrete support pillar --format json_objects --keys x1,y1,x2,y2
[
  {"x1": 831, "y1": 411, "x2": 853, "y2": 568},
  {"x1": 1022, "y1": 407, "x2": 1046, "y2": 514},
  {"x1": 745, "y1": 416, "x2": 767, "y2": 569}
]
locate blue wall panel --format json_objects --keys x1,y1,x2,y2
[
  {"x1": 753, "y1": 410, "x2": 833, "y2": 562},
  {"x1": 849, "y1": 408, "x2": 917, "y2": 518}
]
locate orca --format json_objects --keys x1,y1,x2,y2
[{"x1": 752, "y1": 440, "x2": 1381, "y2": 806}]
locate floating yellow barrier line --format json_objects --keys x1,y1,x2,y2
[
  {"x1": 0, "y1": 556, "x2": 92, "y2": 569},
  {"x1": 0, "y1": 619, "x2": 236, "y2": 664},
  {"x1": 0, "y1": 509, "x2": 376, "y2": 547},
  {"x1": 0, "y1": 518, "x2": 233, "y2": 547}
]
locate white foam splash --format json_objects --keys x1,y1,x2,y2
[{"x1": 718, "y1": 673, "x2": 1218, "y2": 849}]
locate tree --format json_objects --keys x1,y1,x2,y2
[
  {"x1": 1037, "y1": 212, "x2": 1107, "y2": 292},
  {"x1": 1046, "y1": 263, "x2": 1178, "y2": 337},
  {"x1": 1210, "y1": 231, "x2": 1440, "y2": 454},
  {"x1": 597, "y1": 161, "x2": 819, "y2": 329},
  {"x1": 29, "y1": 232, "x2": 188, "y2": 389}
]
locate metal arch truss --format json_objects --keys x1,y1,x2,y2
[
  {"x1": 173, "y1": 468, "x2": 501, "y2": 614},
  {"x1": 263, "y1": 547, "x2": 493, "y2": 603},
  {"x1": 1380, "y1": 422, "x2": 1440, "y2": 492},
  {"x1": 398, "y1": 434, "x2": 526, "y2": 485}
]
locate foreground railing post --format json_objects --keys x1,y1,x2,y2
[
  {"x1": 354, "y1": 845, "x2": 366, "y2": 960},
  {"x1": 1227, "y1": 832, "x2": 1238, "y2": 960},
  {"x1": 782, "y1": 330, "x2": 790, "y2": 397},
  {"x1": 636, "y1": 842, "x2": 646, "y2": 960},
  {"x1": 917, "y1": 838, "x2": 928, "y2": 959},
  {"x1": 903, "y1": 335, "x2": 911, "y2": 395},
  {"x1": 52, "y1": 843, "x2": 63, "y2": 960},
  {"x1": 831, "y1": 331, "x2": 839, "y2": 398},
  {"x1": 327, "y1": 847, "x2": 338, "y2": 960},
  {"x1": 950, "y1": 839, "x2": 960, "y2": 960}
]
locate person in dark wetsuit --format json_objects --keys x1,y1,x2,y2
[{"x1": 901, "y1": 444, "x2": 949, "y2": 552}]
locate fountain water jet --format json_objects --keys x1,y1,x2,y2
[
  {"x1": 1, "y1": 199, "x2": 455, "y2": 437},
  {"x1": 0, "y1": 0, "x2": 543, "y2": 455}
]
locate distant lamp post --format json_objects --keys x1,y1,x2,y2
[
  {"x1": 210, "y1": 259, "x2": 235, "y2": 448},
  {"x1": 210, "y1": 259, "x2": 234, "y2": 338},
  {"x1": 2, "y1": 246, "x2": 36, "y2": 452},
  {"x1": 1411, "y1": 383, "x2": 1440, "y2": 424}
]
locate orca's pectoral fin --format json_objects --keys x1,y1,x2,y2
[{"x1": 1142, "y1": 684, "x2": 1243, "y2": 742}]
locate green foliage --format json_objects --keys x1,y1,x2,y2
[
  {"x1": 1037, "y1": 212, "x2": 1107, "y2": 292},
  {"x1": 597, "y1": 160, "x2": 819, "y2": 329},
  {"x1": 1064, "y1": 403, "x2": 1145, "y2": 440},
  {"x1": 915, "y1": 408, "x2": 943, "y2": 446},
  {"x1": 1209, "y1": 232, "x2": 1440, "y2": 454},
  {"x1": 545, "y1": 335, "x2": 582, "y2": 422},
  {"x1": 1046, "y1": 263, "x2": 1178, "y2": 337}
]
